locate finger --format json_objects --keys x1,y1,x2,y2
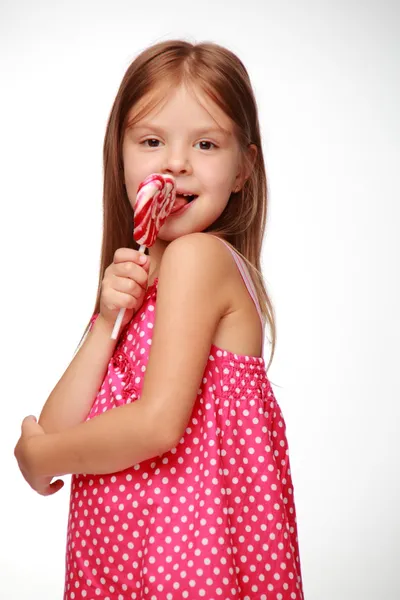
[
  {"x1": 113, "y1": 248, "x2": 136, "y2": 264},
  {"x1": 111, "y1": 276, "x2": 145, "y2": 298},
  {"x1": 49, "y1": 479, "x2": 64, "y2": 495},
  {"x1": 104, "y1": 289, "x2": 139, "y2": 311},
  {"x1": 41, "y1": 479, "x2": 64, "y2": 497},
  {"x1": 21, "y1": 415, "x2": 38, "y2": 434},
  {"x1": 113, "y1": 262, "x2": 149, "y2": 288},
  {"x1": 140, "y1": 256, "x2": 151, "y2": 273},
  {"x1": 113, "y1": 248, "x2": 148, "y2": 265}
]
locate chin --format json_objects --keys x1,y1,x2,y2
[{"x1": 158, "y1": 220, "x2": 210, "y2": 241}]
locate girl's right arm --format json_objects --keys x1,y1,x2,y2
[
  {"x1": 39, "y1": 316, "x2": 117, "y2": 433},
  {"x1": 38, "y1": 249, "x2": 150, "y2": 434}
]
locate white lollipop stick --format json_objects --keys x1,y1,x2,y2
[{"x1": 111, "y1": 244, "x2": 146, "y2": 340}]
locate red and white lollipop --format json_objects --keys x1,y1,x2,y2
[
  {"x1": 134, "y1": 173, "x2": 176, "y2": 248},
  {"x1": 111, "y1": 173, "x2": 176, "y2": 339}
]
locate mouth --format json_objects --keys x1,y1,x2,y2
[
  {"x1": 176, "y1": 193, "x2": 198, "y2": 203},
  {"x1": 170, "y1": 193, "x2": 199, "y2": 215}
]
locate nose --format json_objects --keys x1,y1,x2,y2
[{"x1": 161, "y1": 143, "x2": 192, "y2": 176}]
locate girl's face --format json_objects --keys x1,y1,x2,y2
[{"x1": 122, "y1": 83, "x2": 247, "y2": 241}]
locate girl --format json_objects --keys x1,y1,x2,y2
[{"x1": 15, "y1": 40, "x2": 304, "y2": 599}]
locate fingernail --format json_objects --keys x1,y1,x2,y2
[{"x1": 139, "y1": 255, "x2": 147, "y2": 264}]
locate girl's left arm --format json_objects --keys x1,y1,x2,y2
[{"x1": 15, "y1": 233, "x2": 232, "y2": 483}]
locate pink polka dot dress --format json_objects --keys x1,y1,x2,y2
[{"x1": 64, "y1": 239, "x2": 304, "y2": 600}]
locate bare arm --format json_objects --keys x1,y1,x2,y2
[
  {"x1": 38, "y1": 316, "x2": 117, "y2": 433},
  {"x1": 38, "y1": 248, "x2": 150, "y2": 433},
  {"x1": 27, "y1": 233, "x2": 230, "y2": 478}
]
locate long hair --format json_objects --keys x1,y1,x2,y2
[{"x1": 78, "y1": 40, "x2": 276, "y2": 370}]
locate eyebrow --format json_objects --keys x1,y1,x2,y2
[{"x1": 132, "y1": 123, "x2": 232, "y2": 137}]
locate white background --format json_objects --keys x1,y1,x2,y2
[{"x1": 1, "y1": 0, "x2": 399, "y2": 598}]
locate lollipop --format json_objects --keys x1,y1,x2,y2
[{"x1": 110, "y1": 173, "x2": 176, "y2": 339}]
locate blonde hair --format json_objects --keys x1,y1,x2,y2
[{"x1": 79, "y1": 40, "x2": 276, "y2": 370}]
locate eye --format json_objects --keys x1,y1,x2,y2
[
  {"x1": 195, "y1": 140, "x2": 217, "y2": 151},
  {"x1": 142, "y1": 139, "x2": 162, "y2": 148}
]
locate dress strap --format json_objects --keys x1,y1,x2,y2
[{"x1": 212, "y1": 236, "x2": 266, "y2": 353}]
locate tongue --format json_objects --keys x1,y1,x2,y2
[{"x1": 171, "y1": 194, "x2": 189, "y2": 213}]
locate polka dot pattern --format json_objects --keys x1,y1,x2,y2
[{"x1": 64, "y1": 279, "x2": 303, "y2": 599}]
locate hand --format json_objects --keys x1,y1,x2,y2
[
  {"x1": 100, "y1": 248, "x2": 150, "y2": 329},
  {"x1": 14, "y1": 416, "x2": 64, "y2": 496}
]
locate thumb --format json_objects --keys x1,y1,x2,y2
[
  {"x1": 142, "y1": 255, "x2": 151, "y2": 273},
  {"x1": 21, "y1": 415, "x2": 40, "y2": 435}
]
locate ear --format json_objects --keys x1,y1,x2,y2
[{"x1": 233, "y1": 144, "x2": 258, "y2": 193}]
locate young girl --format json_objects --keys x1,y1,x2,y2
[{"x1": 15, "y1": 40, "x2": 304, "y2": 600}]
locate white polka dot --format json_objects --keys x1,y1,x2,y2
[{"x1": 65, "y1": 302, "x2": 302, "y2": 599}]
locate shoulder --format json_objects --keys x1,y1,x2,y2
[
  {"x1": 161, "y1": 232, "x2": 230, "y2": 267},
  {"x1": 158, "y1": 233, "x2": 234, "y2": 295}
]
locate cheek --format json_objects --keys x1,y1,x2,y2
[
  {"x1": 125, "y1": 157, "x2": 159, "y2": 190},
  {"x1": 209, "y1": 173, "x2": 236, "y2": 195},
  {"x1": 123, "y1": 154, "x2": 153, "y2": 200},
  {"x1": 199, "y1": 156, "x2": 238, "y2": 191},
  {"x1": 122, "y1": 167, "x2": 140, "y2": 209}
]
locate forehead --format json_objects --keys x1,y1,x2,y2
[{"x1": 126, "y1": 81, "x2": 234, "y2": 133}]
